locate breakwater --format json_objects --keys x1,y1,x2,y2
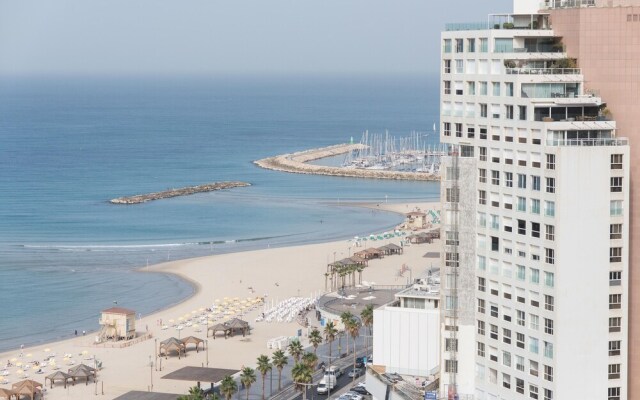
[
  {"x1": 110, "y1": 181, "x2": 251, "y2": 204},
  {"x1": 254, "y1": 143, "x2": 440, "y2": 181}
]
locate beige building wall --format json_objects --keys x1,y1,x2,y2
[{"x1": 548, "y1": 3, "x2": 640, "y2": 399}]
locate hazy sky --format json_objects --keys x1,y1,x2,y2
[{"x1": 0, "y1": 0, "x2": 511, "y2": 77}]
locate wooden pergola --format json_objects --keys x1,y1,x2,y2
[
  {"x1": 11, "y1": 379, "x2": 43, "y2": 400},
  {"x1": 159, "y1": 337, "x2": 186, "y2": 359},
  {"x1": 207, "y1": 323, "x2": 230, "y2": 339},
  {"x1": 45, "y1": 370, "x2": 73, "y2": 388},
  {"x1": 378, "y1": 243, "x2": 403, "y2": 255},
  {"x1": 226, "y1": 318, "x2": 250, "y2": 337},
  {"x1": 0, "y1": 388, "x2": 18, "y2": 400},
  {"x1": 354, "y1": 248, "x2": 384, "y2": 260},
  {"x1": 181, "y1": 336, "x2": 205, "y2": 353},
  {"x1": 68, "y1": 365, "x2": 96, "y2": 386}
]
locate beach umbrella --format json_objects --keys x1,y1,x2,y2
[{"x1": 44, "y1": 349, "x2": 50, "y2": 353}]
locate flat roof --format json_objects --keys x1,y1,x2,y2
[
  {"x1": 113, "y1": 391, "x2": 179, "y2": 400},
  {"x1": 162, "y1": 367, "x2": 239, "y2": 383},
  {"x1": 102, "y1": 307, "x2": 136, "y2": 315}
]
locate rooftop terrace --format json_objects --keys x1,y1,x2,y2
[{"x1": 445, "y1": 13, "x2": 550, "y2": 31}]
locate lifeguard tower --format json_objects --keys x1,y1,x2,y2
[{"x1": 98, "y1": 307, "x2": 136, "y2": 342}]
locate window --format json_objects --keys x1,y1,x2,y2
[
  {"x1": 445, "y1": 359, "x2": 458, "y2": 373},
  {"x1": 544, "y1": 341, "x2": 553, "y2": 358},
  {"x1": 516, "y1": 378, "x2": 525, "y2": 394},
  {"x1": 532, "y1": 175, "x2": 540, "y2": 191},
  {"x1": 517, "y1": 310, "x2": 525, "y2": 326},
  {"x1": 478, "y1": 255, "x2": 486, "y2": 270},
  {"x1": 478, "y1": 168, "x2": 487, "y2": 184},
  {"x1": 480, "y1": 104, "x2": 487, "y2": 118},
  {"x1": 545, "y1": 201, "x2": 555, "y2": 217},
  {"x1": 609, "y1": 364, "x2": 621, "y2": 380},
  {"x1": 545, "y1": 248, "x2": 555, "y2": 265},
  {"x1": 505, "y1": 105, "x2": 513, "y2": 119},
  {"x1": 505, "y1": 172, "x2": 513, "y2": 187},
  {"x1": 611, "y1": 154, "x2": 623, "y2": 169},
  {"x1": 546, "y1": 154, "x2": 555, "y2": 170},
  {"x1": 480, "y1": 81, "x2": 488, "y2": 95},
  {"x1": 544, "y1": 271, "x2": 554, "y2": 288},
  {"x1": 518, "y1": 219, "x2": 526, "y2": 235},
  {"x1": 610, "y1": 247, "x2": 622, "y2": 263},
  {"x1": 517, "y1": 197, "x2": 526, "y2": 212},
  {"x1": 530, "y1": 314, "x2": 539, "y2": 330},
  {"x1": 467, "y1": 81, "x2": 476, "y2": 96},
  {"x1": 479, "y1": 38, "x2": 488, "y2": 52},
  {"x1": 443, "y1": 80, "x2": 451, "y2": 95},
  {"x1": 518, "y1": 174, "x2": 527, "y2": 189},
  {"x1": 478, "y1": 277, "x2": 486, "y2": 292},
  {"x1": 610, "y1": 224, "x2": 622, "y2": 240},
  {"x1": 444, "y1": 60, "x2": 451, "y2": 74},
  {"x1": 492, "y1": 82, "x2": 501, "y2": 96},
  {"x1": 544, "y1": 365, "x2": 554, "y2": 382},
  {"x1": 477, "y1": 341, "x2": 485, "y2": 357},
  {"x1": 611, "y1": 177, "x2": 623, "y2": 193},
  {"x1": 531, "y1": 222, "x2": 540, "y2": 238},
  {"x1": 478, "y1": 298, "x2": 486, "y2": 314},
  {"x1": 445, "y1": 295, "x2": 458, "y2": 310},
  {"x1": 443, "y1": 39, "x2": 452, "y2": 53},
  {"x1": 506, "y1": 82, "x2": 514, "y2": 97},
  {"x1": 478, "y1": 320, "x2": 485, "y2": 335},
  {"x1": 519, "y1": 105, "x2": 527, "y2": 120},
  {"x1": 491, "y1": 170, "x2": 500, "y2": 185},
  {"x1": 479, "y1": 146, "x2": 487, "y2": 161},
  {"x1": 545, "y1": 295, "x2": 554, "y2": 311},
  {"x1": 609, "y1": 294, "x2": 622, "y2": 309},
  {"x1": 546, "y1": 177, "x2": 556, "y2": 193},
  {"x1": 545, "y1": 224, "x2": 555, "y2": 241},
  {"x1": 455, "y1": 123, "x2": 463, "y2": 137},
  {"x1": 544, "y1": 318, "x2": 554, "y2": 335},
  {"x1": 609, "y1": 387, "x2": 621, "y2": 400},
  {"x1": 491, "y1": 236, "x2": 499, "y2": 252},
  {"x1": 530, "y1": 384, "x2": 539, "y2": 400},
  {"x1": 490, "y1": 304, "x2": 498, "y2": 318},
  {"x1": 530, "y1": 268, "x2": 539, "y2": 284},
  {"x1": 516, "y1": 355, "x2": 524, "y2": 372},
  {"x1": 609, "y1": 317, "x2": 622, "y2": 333},
  {"x1": 446, "y1": 188, "x2": 460, "y2": 203},
  {"x1": 490, "y1": 324, "x2": 498, "y2": 340},
  {"x1": 516, "y1": 265, "x2": 525, "y2": 281},
  {"x1": 531, "y1": 199, "x2": 540, "y2": 214},
  {"x1": 455, "y1": 59, "x2": 464, "y2": 74},
  {"x1": 610, "y1": 271, "x2": 622, "y2": 286},
  {"x1": 445, "y1": 252, "x2": 459, "y2": 267},
  {"x1": 609, "y1": 340, "x2": 621, "y2": 356},
  {"x1": 516, "y1": 332, "x2": 525, "y2": 349},
  {"x1": 478, "y1": 213, "x2": 487, "y2": 228},
  {"x1": 467, "y1": 38, "x2": 476, "y2": 52},
  {"x1": 544, "y1": 389, "x2": 553, "y2": 400},
  {"x1": 503, "y1": 328, "x2": 511, "y2": 344},
  {"x1": 502, "y1": 372, "x2": 511, "y2": 389},
  {"x1": 455, "y1": 39, "x2": 463, "y2": 53},
  {"x1": 479, "y1": 190, "x2": 486, "y2": 205},
  {"x1": 530, "y1": 337, "x2": 539, "y2": 354},
  {"x1": 611, "y1": 200, "x2": 623, "y2": 216},
  {"x1": 446, "y1": 338, "x2": 458, "y2": 352},
  {"x1": 467, "y1": 126, "x2": 475, "y2": 138}
]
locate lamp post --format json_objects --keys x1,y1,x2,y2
[
  {"x1": 149, "y1": 356, "x2": 154, "y2": 391},
  {"x1": 154, "y1": 339, "x2": 158, "y2": 371},
  {"x1": 206, "y1": 339, "x2": 209, "y2": 367}
]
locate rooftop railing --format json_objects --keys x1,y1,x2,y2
[
  {"x1": 541, "y1": 0, "x2": 596, "y2": 8},
  {"x1": 546, "y1": 137, "x2": 628, "y2": 146},
  {"x1": 445, "y1": 22, "x2": 489, "y2": 31},
  {"x1": 507, "y1": 67, "x2": 581, "y2": 75}
]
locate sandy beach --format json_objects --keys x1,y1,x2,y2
[{"x1": 0, "y1": 201, "x2": 441, "y2": 399}]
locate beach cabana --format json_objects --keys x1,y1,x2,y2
[
  {"x1": 159, "y1": 337, "x2": 186, "y2": 359},
  {"x1": 226, "y1": 318, "x2": 250, "y2": 337},
  {"x1": 11, "y1": 379, "x2": 43, "y2": 400},
  {"x1": 407, "y1": 232, "x2": 432, "y2": 244},
  {"x1": 0, "y1": 388, "x2": 18, "y2": 400},
  {"x1": 45, "y1": 370, "x2": 73, "y2": 388},
  {"x1": 207, "y1": 323, "x2": 230, "y2": 339},
  {"x1": 181, "y1": 336, "x2": 205, "y2": 353},
  {"x1": 68, "y1": 364, "x2": 97, "y2": 386},
  {"x1": 378, "y1": 243, "x2": 403, "y2": 255}
]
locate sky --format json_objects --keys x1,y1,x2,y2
[{"x1": 0, "y1": 0, "x2": 511, "y2": 77}]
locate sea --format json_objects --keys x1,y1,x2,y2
[{"x1": 0, "y1": 75, "x2": 440, "y2": 352}]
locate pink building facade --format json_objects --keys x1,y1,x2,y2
[{"x1": 547, "y1": 1, "x2": 640, "y2": 399}]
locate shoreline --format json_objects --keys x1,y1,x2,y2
[
  {"x1": 254, "y1": 143, "x2": 440, "y2": 181},
  {"x1": 0, "y1": 200, "x2": 440, "y2": 399}
]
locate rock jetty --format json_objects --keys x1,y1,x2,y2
[
  {"x1": 110, "y1": 181, "x2": 251, "y2": 204},
  {"x1": 254, "y1": 143, "x2": 439, "y2": 181}
]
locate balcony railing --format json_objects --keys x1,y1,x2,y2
[
  {"x1": 445, "y1": 22, "x2": 489, "y2": 31},
  {"x1": 507, "y1": 67, "x2": 581, "y2": 75},
  {"x1": 546, "y1": 138, "x2": 628, "y2": 147},
  {"x1": 541, "y1": 0, "x2": 596, "y2": 9}
]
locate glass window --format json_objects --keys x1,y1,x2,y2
[
  {"x1": 480, "y1": 38, "x2": 488, "y2": 52},
  {"x1": 506, "y1": 82, "x2": 514, "y2": 97},
  {"x1": 468, "y1": 38, "x2": 476, "y2": 52},
  {"x1": 518, "y1": 174, "x2": 527, "y2": 188},
  {"x1": 532, "y1": 175, "x2": 540, "y2": 191},
  {"x1": 530, "y1": 268, "x2": 540, "y2": 284},
  {"x1": 545, "y1": 201, "x2": 555, "y2": 217},
  {"x1": 517, "y1": 197, "x2": 526, "y2": 212},
  {"x1": 530, "y1": 337, "x2": 539, "y2": 354},
  {"x1": 516, "y1": 265, "x2": 525, "y2": 281},
  {"x1": 480, "y1": 81, "x2": 488, "y2": 96},
  {"x1": 493, "y1": 82, "x2": 501, "y2": 96},
  {"x1": 444, "y1": 39, "x2": 452, "y2": 53},
  {"x1": 611, "y1": 200, "x2": 623, "y2": 216},
  {"x1": 531, "y1": 199, "x2": 540, "y2": 215},
  {"x1": 544, "y1": 271, "x2": 555, "y2": 287}
]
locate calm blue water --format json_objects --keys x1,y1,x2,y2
[{"x1": 0, "y1": 75, "x2": 440, "y2": 351}]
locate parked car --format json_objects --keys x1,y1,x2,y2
[
  {"x1": 346, "y1": 392, "x2": 364, "y2": 400},
  {"x1": 355, "y1": 357, "x2": 365, "y2": 368},
  {"x1": 348, "y1": 368, "x2": 363, "y2": 378},
  {"x1": 351, "y1": 385, "x2": 371, "y2": 396}
]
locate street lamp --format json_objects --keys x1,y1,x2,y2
[
  {"x1": 206, "y1": 339, "x2": 209, "y2": 367},
  {"x1": 148, "y1": 356, "x2": 154, "y2": 392}
]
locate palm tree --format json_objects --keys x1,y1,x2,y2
[
  {"x1": 271, "y1": 349, "x2": 288, "y2": 391},
  {"x1": 256, "y1": 354, "x2": 272, "y2": 400},
  {"x1": 291, "y1": 362, "x2": 313, "y2": 400},
  {"x1": 220, "y1": 375, "x2": 238, "y2": 400},
  {"x1": 287, "y1": 339, "x2": 304, "y2": 363},
  {"x1": 340, "y1": 312, "x2": 354, "y2": 354},
  {"x1": 360, "y1": 304, "x2": 374, "y2": 354},
  {"x1": 178, "y1": 386, "x2": 204, "y2": 400},
  {"x1": 308, "y1": 328, "x2": 323, "y2": 355},
  {"x1": 301, "y1": 352, "x2": 318, "y2": 370},
  {"x1": 324, "y1": 321, "x2": 338, "y2": 360},
  {"x1": 240, "y1": 367, "x2": 257, "y2": 400},
  {"x1": 346, "y1": 319, "x2": 361, "y2": 381}
]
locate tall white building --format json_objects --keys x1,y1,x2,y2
[{"x1": 439, "y1": 4, "x2": 630, "y2": 400}]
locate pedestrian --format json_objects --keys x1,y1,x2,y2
[{"x1": 75, "y1": 330, "x2": 78, "y2": 336}]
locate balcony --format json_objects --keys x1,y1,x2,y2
[
  {"x1": 507, "y1": 67, "x2": 581, "y2": 75},
  {"x1": 445, "y1": 14, "x2": 551, "y2": 31},
  {"x1": 546, "y1": 137, "x2": 628, "y2": 147},
  {"x1": 541, "y1": 0, "x2": 596, "y2": 9}
]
